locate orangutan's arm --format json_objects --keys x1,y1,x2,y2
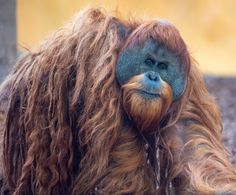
[{"x1": 163, "y1": 121, "x2": 236, "y2": 195}]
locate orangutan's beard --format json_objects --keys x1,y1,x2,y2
[{"x1": 122, "y1": 75, "x2": 173, "y2": 134}]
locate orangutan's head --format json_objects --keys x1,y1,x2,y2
[{"x1": 116, "y1": 22, "x2": 190, "y2": 134}]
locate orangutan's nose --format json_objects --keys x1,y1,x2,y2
[{"x1": 146, "y1": 71, "x2": 160, "y2": 82}]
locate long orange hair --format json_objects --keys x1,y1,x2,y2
[{"x1": 1, "y1": 7, "x2": 235, "y2": 195}]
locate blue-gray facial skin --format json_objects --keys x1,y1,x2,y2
[{"x1": 116, "y1": 39, "x2": 186, "y2": 100}]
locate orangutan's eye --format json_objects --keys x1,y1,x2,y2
[
  {"x1": 157, "y1": 62, "x2": 168, "y2": 70},
  {"x1": 144, "y1": 58, "x2": 156, "y2": 66}
]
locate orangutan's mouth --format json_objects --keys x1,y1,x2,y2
[{"x1": 136, "y1": 89, "x2": 160, "y2": 98}]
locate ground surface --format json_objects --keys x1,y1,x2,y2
[{"x1": 205, "y1": 76, "x2": 236, "y2": 166}]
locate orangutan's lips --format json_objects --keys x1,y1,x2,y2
[{"x1": 136, "y1": 89, "x2": 160, "y2": 98}]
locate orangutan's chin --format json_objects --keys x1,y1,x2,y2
[{"x1": 122, "y1": 85, "x2": 173, "y2": 134}]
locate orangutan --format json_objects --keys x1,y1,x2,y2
[{"x1": 0, "y1": 8, "x2": 235, "y2": 195}]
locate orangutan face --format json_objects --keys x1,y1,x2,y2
[{"x1": 116, "y1": 39, "x2": 187, "y2": 133}]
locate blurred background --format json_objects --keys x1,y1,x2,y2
[
  {"x1": 0, "y1": 0, "x2": 236, "y2": 163},
  {"x1": 18, "y1": 0, "x2": 236, "y2": 76},
  {"x1": 1, "y1": 0, "x2": 236, "y2": 80}
]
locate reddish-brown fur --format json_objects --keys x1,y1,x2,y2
[
  {"x1": 122, "y1": 74, "x2": 173, "y2": 134},
  {"x1": 162, "y1": 64, "x2": 236, "y2": 194},
  {"x1": 0, "y1": 8, "x2": 235, "y2": 195}
]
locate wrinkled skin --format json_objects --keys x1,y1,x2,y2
[{"x1": 116, "y1": 39, "x2": 186, "y2": 100}]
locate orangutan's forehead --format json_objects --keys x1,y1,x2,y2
[
  {"x1": 126, "y1": 39, "x2": 172, "y2": 55},
  {"x1": 125, "y1": 39, "x2": 179, "y2": 63}
]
